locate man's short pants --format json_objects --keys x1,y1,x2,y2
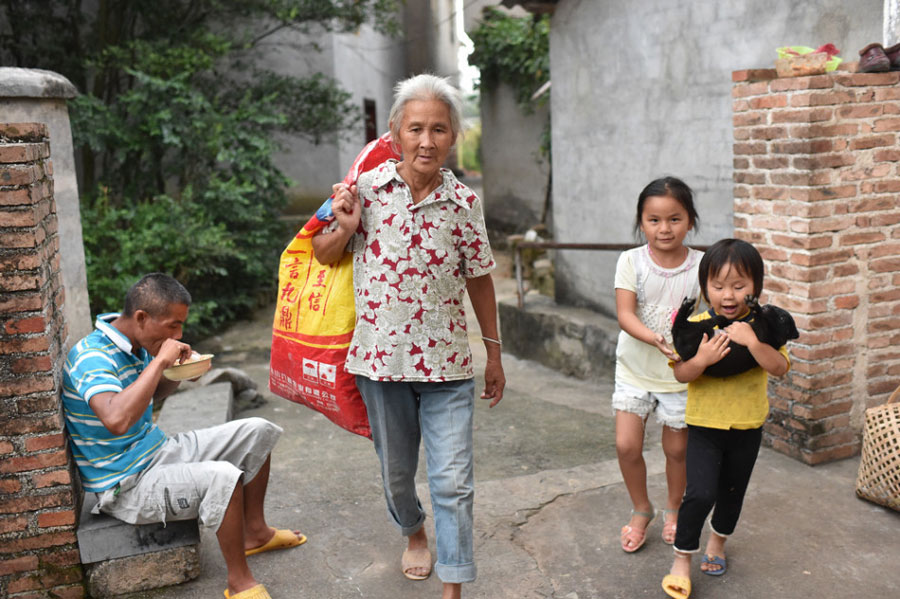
[{"x1": 93, "y1": 417, "x2": 282, "y2": 532}]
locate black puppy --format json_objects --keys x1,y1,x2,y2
[{"x1": 671, "y1": 296, "x2": 799, "y2": 378}]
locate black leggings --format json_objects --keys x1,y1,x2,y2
[{"x1": 673, "y1": 425, "x2": 762, "y2": 553}]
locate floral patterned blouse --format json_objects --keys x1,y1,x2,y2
[{"x1": 345, "y1": 160, "x2": 495, "y2": 382}]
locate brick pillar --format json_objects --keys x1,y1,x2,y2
[
  {"x1": 0, "y1": 123, "x2": 83, "y2": 597},
  {"x1": 1, "y1": 67, "x2": 90, "y2": 349},
  {"x1": 732, "y1": 68, "x2": 900, "y2": 465}
]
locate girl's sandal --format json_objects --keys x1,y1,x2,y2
[
  {"x1": 661, "y1": 508, "x2": 678, "y2": 545},
  {"x1": 700, "y1": 553, "x2": 727, "y2": 576},
  {"x1": 620, "y1": 507, "x2": 657, "y2": 553}
]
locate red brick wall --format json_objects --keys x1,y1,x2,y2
[
  {"x1": 0, "y1": 123, "x2": 83, "y2": 597},
  {"x1": 732, "y1": 69, "x2": 900, "y2": 465}
]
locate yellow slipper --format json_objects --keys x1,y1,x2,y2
[
  {"x1": 662, "y1": 574, "x2": 691, "y2": 599},
  {"x1": 401, "y1": 546, "x2": 432, "y2": 581},
  {"x1": 224, "y1": 583, "x2": 272, "y2": 599},
  {"x1": 245, "y1": 529, "x2": 307, "y2": 556}
]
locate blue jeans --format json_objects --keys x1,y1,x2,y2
[{"x1": 356, "y1": 376, "x2": 476, "y2": 583}]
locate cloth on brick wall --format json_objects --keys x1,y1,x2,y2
[{"x1": 269, "y1": 132, "x2": 399, "y2": 438}]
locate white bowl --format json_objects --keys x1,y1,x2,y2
[{"x1": 163, "y1": 354, "x2": 214, "y2": 381}]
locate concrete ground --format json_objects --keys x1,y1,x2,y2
[{"x1": 131, "y1": 259, "x2": 899, "y2": 599}]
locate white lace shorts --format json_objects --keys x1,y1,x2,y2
[{"x1": 611, "y1": 380, "x2": 687, "y2": 429}]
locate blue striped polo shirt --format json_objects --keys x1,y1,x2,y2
[{"x1": 62, "y1": 313, "x2": 167, "y2": 492}]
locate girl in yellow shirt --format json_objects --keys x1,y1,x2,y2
[{"x1": 662, "y1": 239, "x2": 791, "y2": 599}]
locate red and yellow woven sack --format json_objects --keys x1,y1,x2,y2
[{"x1": 268, "y1": 133, "x2": 398, "y2": 438}]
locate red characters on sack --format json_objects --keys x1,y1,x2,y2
[
  {"x1": 278, "y1": 305, "x2": 293, "y2": 330},
  {"x1": 287, "y1": 256, "x2": 304, "y2": 280},
  {"x1": 307, "y1": 292, "x2": 322, "y2": 312},
  {"x1": 280, "y1": 282, "x2": 298, "y2": 302}
]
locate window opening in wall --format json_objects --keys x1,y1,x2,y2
[{"x1": 364, "y1": 98, "x2": 377, "y2": 143}]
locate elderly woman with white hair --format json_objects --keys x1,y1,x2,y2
[{"x1": 312, "y1": 73, "x2": 505, "y2": 599}]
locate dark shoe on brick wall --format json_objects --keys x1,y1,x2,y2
[
  {"x1": 883, "y1": 43, "x2": 900, "y2": 70},
  {"x1": 859, "y1": 43, "x2": 891, "y2": 72}
]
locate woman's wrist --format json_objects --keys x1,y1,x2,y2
[{"x1": 482, "y1": 335, "x2": 502, "y2": 347}]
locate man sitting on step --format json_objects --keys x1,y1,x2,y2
[{"x1": 62, "y1": 273, "x2": 303, "y2": 599}]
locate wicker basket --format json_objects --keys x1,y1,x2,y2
[{"x1": 855, "y1": 384, "x2": 900, "y2": 511}]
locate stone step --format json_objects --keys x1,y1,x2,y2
[
  {"x1": 499, "y1": 294, "x2": 619, "y2": 380},
  {"x1": 77, "y1": 494, "x2": 200, "y2": 564}
]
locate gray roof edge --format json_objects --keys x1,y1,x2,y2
[{"x1": 0, "y1": 67, "x2": 79, "y2": 99}]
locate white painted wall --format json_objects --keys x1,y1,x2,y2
[
  {"x1": 886, "y1": 0, "x2": 900, "y2": 45},
  {"x1": 465, "y1": 1, "x2": 550, "y2": 233},
  {"x1": 430, "y1": 0, "x2": 462, "y2": 81},
  {"x1": 407, "y1": 0, "x2": 461, "y2": 83},
  {"x1": 258, "y1": 27, "x2": 342, "y2": 208},
  {"x1": 479, "y1": 82, "x2": 550, "y2": 232},
  {"x1": 259, "y1": 5, "x2": 459, "y2": 212},
  {"x1": 333, "y1": 27, "x2": 406, "y2": 176},
  {"x1": 549, "y1": 0, "x2": 882, "y2": 316}
]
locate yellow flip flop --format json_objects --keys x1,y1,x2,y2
[
  {"x1": 662, "y1": 574, "x2": 691, "y2": 599},
  {"x1": 245, "y1": 528, "x2": 307, "y2": 556},
  {"x1": 224, "y1": 583, "x2": 272, "y2": 599}
]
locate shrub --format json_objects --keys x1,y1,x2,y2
[{"x1": 0, "y1": 0, "x2": 399, "y2": 335}]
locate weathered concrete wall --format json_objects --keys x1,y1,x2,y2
[
  {"x1": 549, "y1": 0, "x2": 882, "y2": 317},
  {"x1": 406, "y1": 0, "x2": 461, "y2": 85},
  {"x1": 0, "y1": 68, "x2": 90, "y2": 348},
  {"x1": 480, "y1": 83, "x2": 550, "y2": 234}
]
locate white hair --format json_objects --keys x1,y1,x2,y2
[{"x1": 388, "y1": 74, "x2": 464, "y2": 140}]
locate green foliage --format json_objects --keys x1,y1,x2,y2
[
  {"x1": 0, "y1": 0, "x2": 399, "y2": 336},
  {"x1": 459, "y1": 122, "x2": 482, "y2": 173},
  {"x1": 469, "y1": 7, "x2": 550, "y2": 113},
  {"x1": 81, "y1": 192, "x2": 244, "y2": 330}
]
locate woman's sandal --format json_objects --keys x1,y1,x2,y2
[
  {"x1": 661, "y1": 508, "x2": 678, "y2": 545},
  {"x1": 401, "y1": 546, "x2": 432, "y2": 581},
  {"x1": 620, "y1": 507, "x2": 657, "y2": 553}
]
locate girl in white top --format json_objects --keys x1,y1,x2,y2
[{"x1": 614, "y1": 177, "x2": 703, "y2": 553}]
